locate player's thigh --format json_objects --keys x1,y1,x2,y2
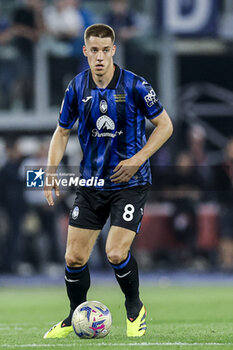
[
  {"x1": 65, "y1": 225, "x2": 101, "y2": 266},
  {"x1": 110, "y1": 185, "x2": 149, "y2": 233},
  {"x1": 69, "y1": 187, "x2": 109, "y2": 230},
  {"x1": 105, "y1": 225, "x2": 136, "y2": 263}
]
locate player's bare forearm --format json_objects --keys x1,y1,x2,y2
[
  {"x1": 133, "y1": 109, "x2": 173, "y2": 166},
  {"x1": 111, "y1": 110, "x2": 173, "y2": 183},
  {"x1": 44, "y1": 125, "x2": 70, "y2": 206},
  {"x1": 47, "y1": 125, "x2": 71, "y2": 171}
]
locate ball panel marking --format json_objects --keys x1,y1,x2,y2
[{"x1": 72, "y1": 300, "x2": 112, "y2": 339}]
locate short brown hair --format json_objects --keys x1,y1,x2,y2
[{"x1": 84, "y1": 24, "x2": 115, "y2": 44}]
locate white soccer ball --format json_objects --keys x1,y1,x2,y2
[{"x1": 72, "y1": 300, "x2": 112, "y2": 339}]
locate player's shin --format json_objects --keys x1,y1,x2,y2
[
  {"x1": 64, "y1": 264, "x2": 90, "y2": 325},
  {"x1": 110, "y1": 252, "x2": 143, "y2": 319}
]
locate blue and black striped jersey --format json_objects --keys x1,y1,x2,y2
[{"x1": 59, "y1": 64, "x2": 164, "y2": 190}]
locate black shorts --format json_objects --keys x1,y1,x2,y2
[{"x1": 69, "y1": 184, "x2": 149, "y2": 233}]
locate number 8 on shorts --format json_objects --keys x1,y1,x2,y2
[{"x1": 123, "y1": 204, "x2": 135, "y2": 222}]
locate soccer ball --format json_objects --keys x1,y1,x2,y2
[{"x1": 72, "y1": 300, "x2": 112, "y2": 339}]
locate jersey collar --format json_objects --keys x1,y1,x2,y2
[{"x1": 89, "y1": 64, "x2": 121, "y2": 89}]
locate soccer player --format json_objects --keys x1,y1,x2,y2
[{"x1": 43, "y1": 23, "x2": 173, "y2": 338}]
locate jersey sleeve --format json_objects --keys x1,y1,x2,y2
[
  {"x1": 135, "y1": 79, "x2": 164, "y2": 120},
  {"x1": 58, "y1": 80, "x2": 79, "y2": 129}
]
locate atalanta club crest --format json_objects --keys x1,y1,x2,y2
[
  {"x1": 100, "y1": 100, "x2": 108, "y2": 114},
  {"x1": 72, "y1": 206, "x2": 79, "y2": 220}
]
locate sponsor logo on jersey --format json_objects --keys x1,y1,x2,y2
[
  {"x1": 96, "y1": 115, "x2": 115, "y2": 131},
  {"x1": 92, "y1": 115, "x2": 123, "y2": 138},
  {"x1": 72, "y1": 206, "x2": 79, "y2": 220},
  {"x1": 114, "y1": 94, "x2": 126, "y2": 102},
  {"x1": 144, "y1": 89, "x2": 158, "y2": 107},
  {"x1": 99, "y1": 100, "x2": 108, "y2": 113}
]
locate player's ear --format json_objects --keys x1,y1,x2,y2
[
  {"x1": 112, "y1": 45, "x2": 116, "y2": 57},
  {"x1": 83, "y1": 45, "x2": 88, "y2": 57}
]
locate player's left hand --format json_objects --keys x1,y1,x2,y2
[{"x1": 110, "y1": 158, "x2": 141, "y2": 183}]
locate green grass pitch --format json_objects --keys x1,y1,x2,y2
[{"x1": 0, "y1": 283, "x2": 233, "y2": 350}]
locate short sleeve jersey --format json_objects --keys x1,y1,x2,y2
[{"x1": 59, "y1": 64, "x2": 164, "y2": 190}]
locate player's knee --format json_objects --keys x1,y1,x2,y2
[
  {"x1": 65, "y1": 252, "x2": 87, "y2": 268},
  {"x1": 106, "y1": 248, "x2": 127, "y2": 265}
]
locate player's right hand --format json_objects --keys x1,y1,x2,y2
[{"x1": 44, "y1": 173, "x2": 60, "y2": 206}]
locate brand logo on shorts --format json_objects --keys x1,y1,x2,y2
[
  {"x1": 72, "y1": 206, "x2": 79, "y2": 220},
  {"x1": 99, "y1": 100, "x2": 108, "y2": 113}
]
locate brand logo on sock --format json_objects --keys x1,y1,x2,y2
[
  {"x1": 65, "y1": 276, "x2": 80, "y2": 283},
  {"x1": 116, "y1": 270, "x2": 131, "y2": 278}
]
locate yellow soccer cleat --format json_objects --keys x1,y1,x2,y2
[
  {"x1": 43, "y1": 321, "x2": 73, "y2": 339},
  {"x1": 126, "y1": 305, "x2": 147, "y2": 337}
]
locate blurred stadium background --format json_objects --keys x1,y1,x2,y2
[{"x1": 0, "y1": 0, "x2": 233, "y2": 278}]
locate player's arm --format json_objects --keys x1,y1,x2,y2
[
  {"x1": 111, "y1": 110, "x2": 173, "y2": 183},
  {"x1": 44, "y1": 126, "x2": 71, "y2": 206},
  {"x1": 45, "y1": 79, "x2": 78, "y2": 204},
  {"x1": 134, "y1": 109, "x2": 173, "y2": 164}
]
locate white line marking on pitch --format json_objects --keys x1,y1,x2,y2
[
  {"x1": 0, "y1": 327, "x2": 39, "y2": 331},
  {"x1": 0, "y1": 323, "x2": 31, "y2": 326},
  {"x1": 1, "y1": 343, "x2": 233, "y2": 348}
]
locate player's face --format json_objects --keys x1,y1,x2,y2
[{"x1": 83, "y1": 36, "x2": 116, "y2": 77}]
